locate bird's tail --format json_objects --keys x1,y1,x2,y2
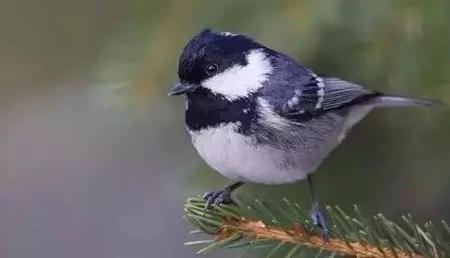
[{"x1": 373, "y1": 95, "x2": 441, "y2": 108}]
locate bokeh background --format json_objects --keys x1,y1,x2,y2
[{"x1": 1, "y1": 0, "x2": 449, "y2": 257}]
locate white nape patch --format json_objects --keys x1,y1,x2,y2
[
  {"x1": 257, "y1": 98, "x2": 289, "y2": 130},
  {"x1": 202, "y1": 49, "x2": 272, "y2": 100},
  {"x1": 312, "y1": 74, "x2": 325, "y2": 109},
  {"x1": 189, "y1": 122, "x2": 309, "y2": 184},
  {"x1": 220, "y1": 31, "x2": 237, "y2": 37}
]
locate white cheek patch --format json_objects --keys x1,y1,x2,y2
[{"x1": 202, "y1": 49, "x2": 272, "y2": 100}]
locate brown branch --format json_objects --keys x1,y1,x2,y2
[{"x1": 217, "y1": 218, "x2": 423, "y2": 258}]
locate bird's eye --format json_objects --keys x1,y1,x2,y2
[{"x1": 205, "y1": 64, "x2": 218, "y2": 75}]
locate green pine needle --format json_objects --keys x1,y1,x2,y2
[{"x1": 183, "y1": 196, "x2": 450, "y2": 257}]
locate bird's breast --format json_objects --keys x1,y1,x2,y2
[{"x1": 188, "y1": 122, "x2": 310, "y2": 184}]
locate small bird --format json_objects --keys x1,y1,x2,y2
[{"x1": 169, "y1": 29, "x2": 438, "y2": 236}]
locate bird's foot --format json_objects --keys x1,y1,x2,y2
[
  {"x1": 310, "y1": 202, "x2": 329, "y2": 241},
  {"x1": 202, "y1": 190, "x2": 235, "y2": 208}
]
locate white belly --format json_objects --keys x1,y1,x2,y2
[{"x1": 189, "y1": 123, "x2": 309, "y2": 184}]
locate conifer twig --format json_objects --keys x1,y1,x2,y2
[{"x1": 184, "y1": 197, "x2": 450, "y2": 257}]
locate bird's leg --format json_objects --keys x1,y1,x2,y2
[
  {"x1": 307, "y1": 175, "x2": 329, "y2": 240},
  {"x1": 203, "y1": 181, "x2": 244, "y2": 208}
]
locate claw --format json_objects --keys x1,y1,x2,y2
[
  {"x1": 202, "y1": 190, "x2": 234, "y2": 208},
  {"x1": 310, "y1": 202, "x2": 329, "y2": 241}
]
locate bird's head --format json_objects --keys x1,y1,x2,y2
[{"x1": 169, "y1": 29, "x2": 273, "y2": 100}]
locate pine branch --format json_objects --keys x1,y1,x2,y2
[{"x1": 184, "y1": 197, "x2": 450, "y2": 257}]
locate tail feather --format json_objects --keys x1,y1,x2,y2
[{"x1": 374, "y1": 95, "x2": 441, "y2": 108}]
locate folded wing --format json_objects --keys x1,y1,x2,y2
[{"x1": 277, "y1": 75, "x2": 381, "y2": 120}]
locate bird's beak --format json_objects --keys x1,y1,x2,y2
[{"x1": 168, "y1": 82, "x2": 198, "y2": 96}]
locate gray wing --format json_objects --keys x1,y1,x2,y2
[
  {"x1": 268, "y1": 75, "x2": 381, "y2": 120},
  {"x1": 318, "y1": 77, "x2": 380, "y2": 110},
  {"x1": 258, "y1": 53, "x2": 381, "y2": 120}
]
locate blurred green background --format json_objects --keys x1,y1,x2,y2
[{"x1": 0, "y1": 0, "x2": 449, "y2": 257}]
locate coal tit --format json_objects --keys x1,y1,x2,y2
[{"x1": 169, "y1": 29, "x2": 438, "y2": 235}]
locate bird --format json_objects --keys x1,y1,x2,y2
[{"x1": 169, "y1": 29, "x2": 438, "y2": 236}]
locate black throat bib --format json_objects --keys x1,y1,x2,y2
[{"x1": 185, "y1": 88, "x2": 256, "y2": 133}]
